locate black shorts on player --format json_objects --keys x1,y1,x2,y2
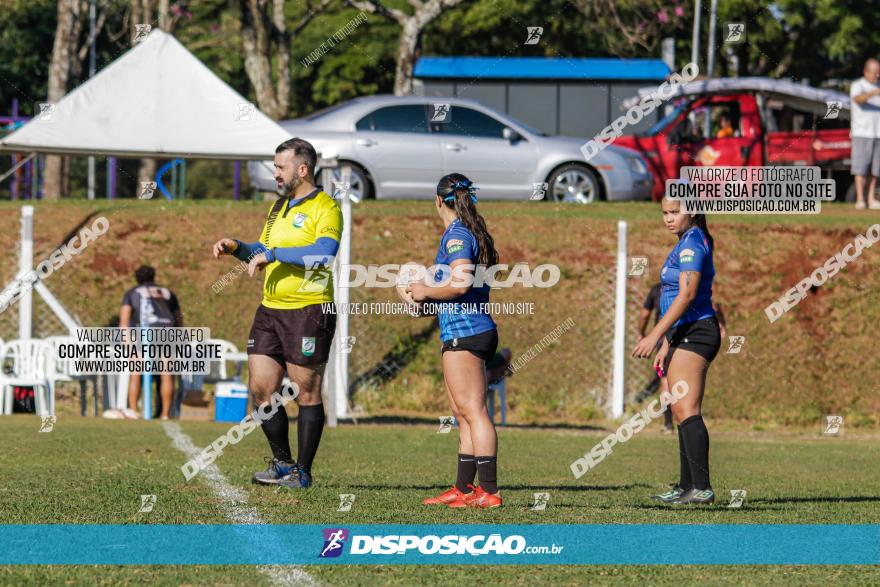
[
  {"x1": 663, "y1": 316, "x2": 721, "y2": 372},
  {"x1": 247, "y1": 303, "x2": 336, "y2": 366},
  {"x1": 440, "y1": 329, "x2": 499, "y2": 363}
]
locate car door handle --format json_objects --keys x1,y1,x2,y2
[
  {"x1": 356, "y1": 138, "x2": 377, "y2": 147},
  {"x1": 445, "y1": 143, "x2": 466, "y2": 151}
]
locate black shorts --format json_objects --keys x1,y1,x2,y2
[
  {"x1": 665, "y1": 316, "x2": 721, "y2": 367},
  {"x1": 441, "y1": 329, "x2": 499, "y2": 362},
  {"x1": 247, "y1": 303, "x2": 336, "y2": 366}
]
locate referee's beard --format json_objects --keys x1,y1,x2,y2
[
  {"x1": 279, "y1": 176, "x2": 301, "y2": 196},
  {"x1": 280, "y1": 175, "x2": 315, "y2": 198}
]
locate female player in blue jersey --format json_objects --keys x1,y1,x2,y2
[
  {"x1": 406, "y1": 173, "x2": 502, "y2": 509},
  {"x1": 632, "y1": 197, "x2": 721, "y2": 505}
]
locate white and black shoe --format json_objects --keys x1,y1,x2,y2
[
  {"x1": 671, "y1": 488, "x2": 715, "y2": 505},
  {"x1": 651, "y1": 485, "x2": 687, "y2": 503}
]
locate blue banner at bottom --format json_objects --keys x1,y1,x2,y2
[{"x1": 1, "y1": 525, "x2": 878, "y2": 565}]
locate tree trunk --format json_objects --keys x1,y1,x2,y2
[
  {"x1": 347, "y1": 0, "x2": 466, "y2": 97},
  {"x1": 241, "y1": 0, "x2": 284, "y2": 119},
  {"x1": 44, "y1": 0, "x2": 83, "y2": 200},
  {"x1": 393, "y1": 19, "x2": 420, "y2": 96},
  {"x1": 271, "y1": 0, "x2": 290, "y2": 117},
  {"x1": 133, "y1": 0, "x2": 157, "y2": 191}
]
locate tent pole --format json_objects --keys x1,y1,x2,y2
[{"x1": 233, "y1": 161, "x2": 241, "y2": 201}]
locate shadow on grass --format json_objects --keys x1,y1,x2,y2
[
  {"x1": 346, "y1": 415, "x2": 606, "y2": 432},
  {"x1": 343, "y1": 483, "x2": 652, "y2": 492},
  {"x1": 755, "y1": 496, "x2": 880, "y2": 504}
]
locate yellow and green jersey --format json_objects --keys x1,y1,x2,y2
[{"x1": 257, "y1": 190, "x2": 342, "y2": 310}]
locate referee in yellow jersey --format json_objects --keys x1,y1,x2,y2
[{"x1": 212, "y1": 137, "x2": 342, "y2": 488}]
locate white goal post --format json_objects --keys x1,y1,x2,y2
[
  {"x1": 610, "y1": 220, "x2": 628, "y2": 419},
  {"x1": 319, "y1": 154, "x2": 352, "y2": 428}
]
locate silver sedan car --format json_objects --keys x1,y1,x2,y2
[{"x1": 249, "y1": 95, "x2": 652, "y2": 203}]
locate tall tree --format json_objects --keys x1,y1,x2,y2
[
  {"x1": 44, "y1": 0, "x2": 86, "y2": 200},
  {"x1": 346, "y1": 0, "x2": 469, "y2": 96},
  {"x1": 240, "y1": 0, "x2": 332, "y2": 120},
  {"x1": 130, "y1": 0, "x2": 190, "y2": 187},
  {"x1": 572, "y1": 0, "x2": 687, "y2": 58}
]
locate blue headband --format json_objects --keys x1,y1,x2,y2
[{"x1": 443, "y1": 180, "x2": 478, "y2": 204}]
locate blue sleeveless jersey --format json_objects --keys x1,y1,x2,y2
[
  {"x1": 660, "y1": 226, "x2": 715, "y2": 327},
  {"x1": 433, "y1": 220, "x2": 496, "y2": 342}
]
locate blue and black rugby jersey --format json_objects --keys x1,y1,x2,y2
[
  {"x1": 659, "y1": 226, "x2": 715, "y2": 327},
  {"x1": 433, "y1": 219, "x2": 496, "y2": 342}
]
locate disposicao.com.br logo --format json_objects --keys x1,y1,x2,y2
[{"x1": 318, "y1": 528, "x2": 563, "y2": 557}]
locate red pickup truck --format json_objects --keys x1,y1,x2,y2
[{"x1": 612, "y1": 78, "x2": 853, "y2": 201}]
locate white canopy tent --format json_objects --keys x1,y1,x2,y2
[
  {"x1": 0, "y1": 29, "x2": 291, "y2": 159},
  {"x1": 0, "y1": 31, "x2": 357, "y2": 423}
]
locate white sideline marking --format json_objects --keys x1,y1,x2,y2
[{"x1": 162, "y1": 421, "x2": 319, "y2": 586}]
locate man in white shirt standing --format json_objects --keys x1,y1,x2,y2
[{"x1": 850, "y1": 58, "x2": 880, "y2": 209}]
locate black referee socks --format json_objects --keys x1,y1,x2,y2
[
  {"x1": 677, "y1": 426, "x2": 692, "y2": 490},
  {"x1": 476, "y1": 456, "x2": 498, "y2": 494},
  {"x1": 680, "y1": 415, "x2": 711, "y2": 490},
  {"x1": 455, "y1": 454, "x2": 476, "y2": 493},
  {"x1": 259, "y1": 404, "x2": 293, "y2": 463},
  {"x1": 297, "y1": 404, "x2": 325, "y2": 475}
]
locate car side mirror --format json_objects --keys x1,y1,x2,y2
[{"x1": 502, "y1": 127, "x2": 521, "y2": 142}]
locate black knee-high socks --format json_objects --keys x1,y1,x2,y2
[
  {"x1": 679, "y1": 414, "x2": 711, "y2": 490},
  {"x1": 297, "y1": 404, "x2": 325, "y2": 474},
  {"x1": 260, "y1": 406, "x2": 293, "y2": 462},
  {"x1": 455, "y1": 454, "x2": 476, "y2": 493},
  {"x1": 677, "y1": 425, "x2": 692, "y2": 490},
  {"x1": 258, "y1": 401, "x2": 326, "y2": 475},
  {"x1": 476, "y1": 456, "x2": 498, "y2": 494}
]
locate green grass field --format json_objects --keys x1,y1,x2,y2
[
  {"x1": 2, "y1": 200, "x2": 880, "y2": 428},
  {"x1": 1, "y1": 200, "x2": 879, "y2": 583},
  {"x1": 1, "y1": 416, "x2": 878, "y2": 584}
]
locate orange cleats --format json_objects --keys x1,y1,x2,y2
[
  {"x1": 447, "y1": 486, "x2": 502, "y2": 509},
  {"x1": 422, "y1": 485, "x2": 473, "y2": 505}
]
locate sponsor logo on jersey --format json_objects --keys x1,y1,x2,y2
[
  {"x1": 293, "y1": 213, "x2": 307, "y2": 228},
  {"x1": 446, "y1": 239, "x2": 465, "y2": 254},
  {"x1": 321, "y1": 226, "x2": 341, "y2": 237},
  {"x1": 679, "y1": 248, "x2": 695, "y2": 263},
  {"x1": 302, "y1": 336, "x2": 316, "y2": 357}
]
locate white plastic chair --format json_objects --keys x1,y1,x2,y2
[
  {"x1": 177, "y1": 339, "x2": 242, "y2": 416},
  {"x1": 207, "y1": 339, "x2": 241, "y2": 382},
  {"x1": 43, "y1": 335, "x2": 99, "y2": 416},
  {"x1": 0, "y1": 339, "x2": 52, "y2": 416}
]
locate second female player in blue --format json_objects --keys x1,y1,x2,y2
[
  {"x1": 406, "y1": 173, "x2": 502, "y2": 509},
  {"x1": 632, "y1": 196, "x2": 721, "y2": 505}
]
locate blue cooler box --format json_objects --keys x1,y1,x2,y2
[{"x1": 215, "y1": 382, "x2": 249, "y2": 423}]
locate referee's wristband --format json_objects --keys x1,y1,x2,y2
[{"x1": 264, "y1": 248, "x2": 276, "y2": 263}]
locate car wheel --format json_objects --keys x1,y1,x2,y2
[
  {"x1": 547, "y1": 164, "x2": 602, "y2": 204},
  {"x1": 323, "y1": 161, "x2": 372, "y2": 203}
]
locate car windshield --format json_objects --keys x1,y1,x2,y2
[
  {"x1": 513, "y1": 120, "x2": 548, "y2": 136},
  {"x1": 300, "y1": 101, "x2": 353, "y2": 121},
  {"x1": 642, "y1": 101, "x2": 691, "y2": 136}
]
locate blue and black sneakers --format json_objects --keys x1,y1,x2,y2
[
  {"x1": 252, "y1": 458, "x2": 298, "y2": 485},
  {"x1": 277, "y1": 466, "x2": 312, "y2": 489}
]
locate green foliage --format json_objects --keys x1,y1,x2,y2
[
  {"x1": 6, "y1": 0, "x2": 880, "y2": 200},
  {"x1": 0, "y1": 0, "x2": 56, "y2": 115}
]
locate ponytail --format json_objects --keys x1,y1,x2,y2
[
  {"x1": 436, "y1": 173, "x2": 499, "y2": 267},
  {"x1": 691, "y1": 214, "x2": 715, "y2": 251}
]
